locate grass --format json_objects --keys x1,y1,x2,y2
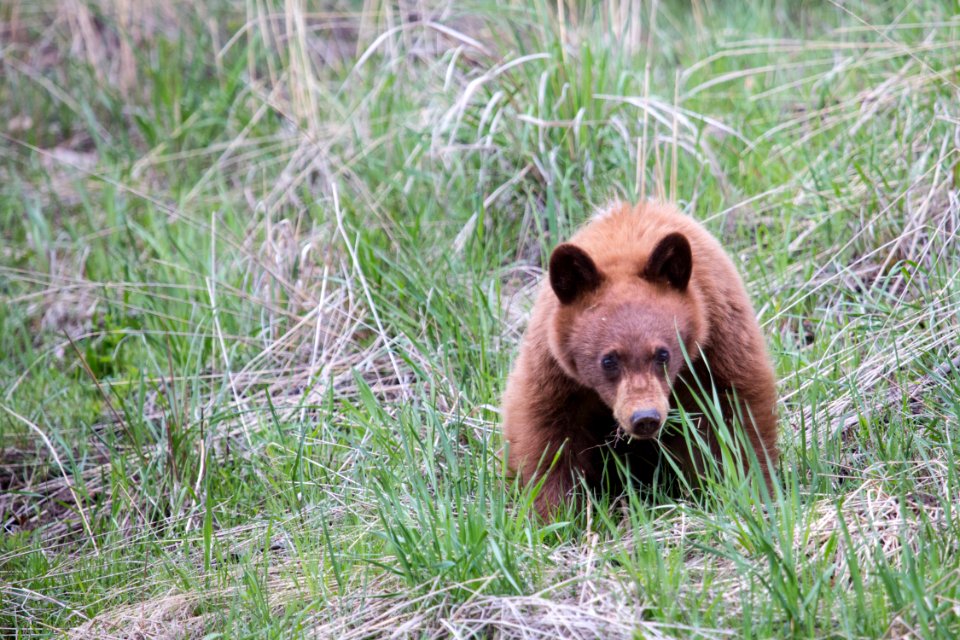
[{"x1": 1, "y1": 0, "x2": 959, "y2": 637}]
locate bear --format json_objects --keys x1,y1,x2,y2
[{"x1": 502, "y1": 201, "x2": 779, "y2": 517}]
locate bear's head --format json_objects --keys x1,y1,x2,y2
[{"x1": 547, "y1": 232, "x2": 705, "y2": 439}]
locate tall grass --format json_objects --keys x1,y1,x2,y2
[{"x1": 2, "y1": 0, "x2": 959, "y2": 637}]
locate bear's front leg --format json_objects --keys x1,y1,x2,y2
[
  {"x1": 532, "y1": 459, "x2": 577, "y2": 519},
  {"x1": 502, "y1": 362, "x2": 603, "y2": 517},
  {"x1": 503, "y1": 406, "x2": 585, "y2": 518}
]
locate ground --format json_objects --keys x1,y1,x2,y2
[{"x1": 1, "y1": 1, "x2": 959, "y2": 638}]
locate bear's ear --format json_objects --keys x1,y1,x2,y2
[
  {"x1": 549, "y1": 243, "x2": 602, "y2": 304},
  {"x1": 644, "y1": 232, "x2": 692, "y2": 290}
]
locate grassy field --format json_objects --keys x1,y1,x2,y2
[{"x1": 2, "y1": 0, "x2": 960, "y2": 637}]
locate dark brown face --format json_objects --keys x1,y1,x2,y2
[
  {"x1": 568, "y1": 299, "x2": 691, "y2": 438},
  {"x1": 548, "y1": 232, "x2": 696, "y2": 438}
]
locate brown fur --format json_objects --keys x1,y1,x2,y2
[{"x1": 502, "y1": 201, "x2": 779, "y2": 517}]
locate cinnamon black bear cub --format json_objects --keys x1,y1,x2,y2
[{"x1": 502, "y1": 201, "x2": 778, "y2": 517}]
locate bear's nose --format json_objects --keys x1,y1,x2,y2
[{"x1": 630, "y1": 409, "x2": 662, "y2": 434}]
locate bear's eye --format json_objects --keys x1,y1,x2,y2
[
  {"x1": 600, "y1": 353, "x2": 620, "y2": 374},
  {"x1": 654, "y1": 348, "x2": 670, "y2": 366}
]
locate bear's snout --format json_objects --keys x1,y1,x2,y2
[
  {"x1": 614, "y1": 381, "x2": 669, "y2": 440},
  {"x1": 629, "y1": 409, "x2": 662, "y2": 436}
]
